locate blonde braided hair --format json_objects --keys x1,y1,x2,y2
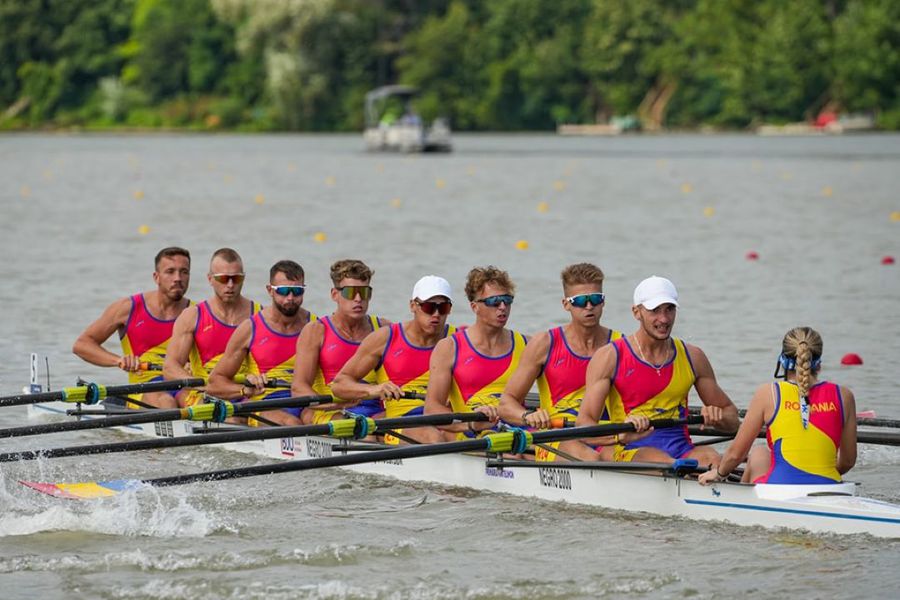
[{"x1": 781, "y1": 327, "x2": 823, "y2": 401}]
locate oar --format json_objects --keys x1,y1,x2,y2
[
  {"x1": 687, "y1": 406, "x2": 896, "y2": 429},
  {"x1": 1, "y1": 411, "x2": 489, "y2": 462},
  {"x1": 19, "y1": 417, "x2": 700, "y2": 498},
  {"x1": 0, "y1": 378, "x2": 205, "y2": 408},
  {"x1": 0, "y1": 395, "x2": 331, "y2": 439},
  {"x1": 687, "y1": 426, "x2": 900, "y2": 447}
]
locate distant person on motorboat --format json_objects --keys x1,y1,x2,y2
[
  {"x1": 699, "y1": 326, "x2": 857, "y2": 485},
  {"x1": 331, "y1": 275, "x2": 456, "y2": 444},
  {"x1": 577, "y1": 276, "x2": 739, "y2": 466},
  {"x1": 206, "y1": 260, "x2": 315, "y2": 426},
  {"x1": 72, "y1": 246, "x2": 192, "y2": 408},
  {"x1": 163, "y1": 248, "x2": 260, "y2": 407}
]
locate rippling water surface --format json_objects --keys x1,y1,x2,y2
[{"x1": 1, "y1": 133, "x2": 899, "y2": 599}]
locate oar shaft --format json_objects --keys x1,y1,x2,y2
[
  {"x1": 687, "y1": 426, "x2": 900, "y2": 446},
  {"x1": 0, "y1": 412, "x2": 489, "y2": 462},
  {"x1": 0, "y1": 378, "x2": 205, "y2": 407}
]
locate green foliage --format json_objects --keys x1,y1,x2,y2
[{"x1": 1, "y1": 0, "x2": 897, "y2": 130}]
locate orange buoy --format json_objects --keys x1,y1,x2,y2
[
  {"x1": 840, "y1": 353, "x2": 863, "y2": 366},
  {"x1": 745, "y1": 251, "x2": 759, "y2": 261},
  {"x1": 882, "y1": 256, "x2": 895, "y2": 265}
]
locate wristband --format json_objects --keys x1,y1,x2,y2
[
  {"x1": 715, "y1": 467, "x2": 727, "y2": 479},
  {"x1": 521, "y1": 409, "x2": 535, "y2": 423}
]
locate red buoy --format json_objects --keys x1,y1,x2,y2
[
  {"x1": 745, "y1": 251, "x2": 759, "y2": 261},
  {"x1": 882, "y1": 256, "x2": 895, "y2": 265},
  {"x1": 841, "y1": 353, "x2": 863, "y2": 366}
]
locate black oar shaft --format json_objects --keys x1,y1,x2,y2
[
  {"x1": 688, "y1": 426, "x2": 900, "y2": 446},
  {"x1": 0, "y1": 412, "x2": 489, "y2": 462},
  {"x1": 142, "y1": 418, "x2": 691, "y2": 488},
  {"x1": 0, "y1": 378, "x2": 205, "y2": 407}
]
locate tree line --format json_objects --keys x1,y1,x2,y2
[{"x1": 1, "y1": 0, "x2": 897, "y2": 131}]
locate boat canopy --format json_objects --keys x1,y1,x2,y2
[{"x1": 365, "y1": 85, "x2": 420, "y2": 127}]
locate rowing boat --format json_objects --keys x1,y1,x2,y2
[{"x1": 21, "y1": 398, "x2": 900, "y2": 538}]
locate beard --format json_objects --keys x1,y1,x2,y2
[
  {"x1": 167, "y1": 288, "x2": 185, "y2": 301},
  {"x1": 275, "y1": 301, "x2": 299, "y2": 317}
]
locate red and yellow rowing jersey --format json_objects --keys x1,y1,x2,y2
[
  {"x1": 245, "y1": 311, "x2": 316, "y2": 402},
  {"x1": 537, "y1": 326, "x2": 622, "y2": 420},
  {"x1": 310, "y1": 315, "x2": 382, "y2": 423},
  {"x1": 606, "y1": 336, "x2": 696, "y2": 460},
  {"x1": 756, "y1": 380, "x2": 845, "y2": 484},
  {"x1": 189, "y1": 300, "x2": 262, "y2": 379},
  {"x1": 120, "y1": 293, "x2": 183, "y2": 386},
  {"x1": 375, "y1": 322, "x2": 456, "y2": 418},
  {"x1": 448, "y1": 329, "x2": 527, "y2": 412}
]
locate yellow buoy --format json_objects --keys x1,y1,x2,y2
[
  {"x1": 751, "y1": 160, "x2": 762, "y2": 172},
  {"x1": 466, "y1": 166, "x2": 476, "y2": 176},
  {"x1": 537, "y1": 201, "x2": 549, "y2": 213},
  {"x1": 375, "y1": 164, "x2": 385, "y2": 173},
  {"x1": 821, "y1": 186, "x2": 833, "y2": 197},
  {"x1": 20, "y1": 185, "x2": 30, "y2": 198},
  {"x1": 703, "y1": 206, "x2": 715, "y2": 217},
  {"x1": 313, "y1": 231, "x2": 327, "y2": 243},
  {"x1": 223, "y1": 174, "x2": 234, "y2": 183},
  {"x1": 254, "y1": 194, "x2": 265, "y2": 205},
  {"x1": 515, "y1": 240, "x2": 529, "y2": 250},
  {"x1": 287, "y1": 163, "x2": 297, "y2": 172},
  {"x1": 890, "y1": 211, "x2": 900, "y2": 222},
  {"x1": 680, "y1": 183, "x2": 693, "y2": 194},
  {"x1": 42, "y1": 169, "x2": 54, "y2": 180},
  {"x1": 656, "y1": 159, "x2": 668, "y2": 169},
  {"x1": 138, "y1": 224, "x2": 150, "y2": 235},
  {"x1": 390, "y1": 198, "x2": 402, "y2": 208},
  {"x1": 435, "y1": 178, "x2": 446, "y2": 189},
  {"x1": 325, "y1": 176, "x2": 336, "y2": 187},
  {"x1": 780, "y1": 172, "x2": 793, "y2": 181},
  {"x1": 553, "y1": 180, "x2": 567, "y2": 192},
  {"x1": 133, "y1": 190, "x2": 144, "y2": 200}
]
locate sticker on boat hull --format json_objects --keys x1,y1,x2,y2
[
  {"x1": 306, "y1": 438, "x2": 333, "y2": 458},
  {"x1": 538, "y1": 467, "x2": 572, "y2": 490}
]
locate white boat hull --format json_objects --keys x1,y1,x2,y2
[{"x1": 24, "y1": 401, "x2": 900, "y2": 537}]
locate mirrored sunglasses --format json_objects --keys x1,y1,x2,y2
[
  {"x1": 211, "y1": 273, "x2": 245, "y2": 285},
  {"x1": 417, "y1": 300, "x2": 452, "y2": 315},
  {"x1": 566, "y1": 293, "x2": 605, "y2": 308},
  {"x1": 272, "y1": 285, "x2": 305, "y2": 297},
  {"x1": 337, "y1": 285, "x2": 372, "y2": 300},
  {"x1": 475, "y1": 294, "x2": 514, "y2": 307}
]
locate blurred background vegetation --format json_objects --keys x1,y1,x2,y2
[{"x1": 1, "y1": 0, "x2": 897, "y2": 131}]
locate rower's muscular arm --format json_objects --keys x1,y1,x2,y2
[
  {"x1": 331, "y1": 327, "x2": 394, "y2": 401},
  {"x1": 206, "y1": 321, "x2": 255, "y2": 400},
  {"x1": 498, "y1": 331, "x2": 549, "y2": 427},
  {"x1": 837, "y1": 386, "x2": 857, "y2": 475},
  {"x1": 576, "y1": 345, "x2": 615, "y2": 428},
  {"x1": 707, "y1": 384, "x2": 769, "y2": 481},
  {"x1": 162, "y1": 305, "x2": 199, "y2": 381},
  {"x1": 687, "y1": 344, "x2": 740, "y2": 432},
  {"x1": 72, "y1": 297, "x2": 133, "y2": 369}
]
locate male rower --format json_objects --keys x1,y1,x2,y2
[
  {"x1": 498, "y1": 263, "x2": 636, "y2": 460},
  {"x1": 206, "y1": 260, "x2": 315, "y2": 425},
  {"x1": 72, "y1": 246, "x2": 192, "y2": 408},
  {"x1": 331, "y1": 275, "x2": 456, "y2": 443},
  {"x1": 292, "y1": 259, "x2": 389, "y2": 424},
  {"x1": 163, "y1": 248, "x2": 260, "y2": 407},
  {"x1": 424, "y1": 266, "x2": 526, "y2": 440},
  {"x1": 576, "y1": 276, "x2": 739, "y2": 466}
]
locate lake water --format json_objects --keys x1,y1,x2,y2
[{"x1": 0, "y1": 133, "x2": 898, "y2": 599}]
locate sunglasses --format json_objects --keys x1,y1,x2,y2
[
  {"x1": 475, "y1": 294, "x2": 514, "y2": 307},
  {"x1": 336, "y1": 285, "x2": 372, "y2": 300},
  {"x1": 211, "y1": 273, "x2": 245, "y2": 285},
  {"x1": 271, "y1": 285, "x2": 305, "y2": 297},
  {"x1": 566, "y1": 293, "x2": 605, "y2": 308},
  {"x1": 417, "y1": 300, "x2": 452, "y2": 315}
]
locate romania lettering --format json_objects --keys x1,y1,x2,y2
[{"x1": 783, "y1": 400, "x2": 838, "y2": 413}]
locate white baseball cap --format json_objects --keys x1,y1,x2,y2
[
  {"x1": 412, "y1": 275, "x2": 453, "y2": 302},
  {"x1": 633, "y1": 276, "x2": 679, "y2": 309}
]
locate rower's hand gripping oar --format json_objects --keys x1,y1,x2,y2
[
  {"x1": 0, "y1": 378, "x2": 205, "y2": 408},
  {"x1": 19, "y1": 416, "x2": 700, "y2": 499}
]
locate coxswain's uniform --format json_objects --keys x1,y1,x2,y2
[
  {"x1": 449, "y1": 328, "x2": 527, "y2": 440},
  {"x1": 605, "y1": 336, "x2": 696, "y2": 461},
  {"x1": 120, "y1": 293, "x2": 190, "y2": 407},
  {"x1": 181, "y1": 300, "x2": 262, "y2": 406},
  {"x1": 534, "y1": 326, "x2": 621, "y2": 461},
  {"x1": 755, "y1": 380, "x2": 845, "y2": 484},
  {"x1": 310, "y1": 315, "x2": 384, "y2": 424},
  {"x1": 244, "y1": 310, "x2": 317, "y2": 422}
]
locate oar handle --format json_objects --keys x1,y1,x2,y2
[{"x1": 0, "y1": 377, "x2": 205, "y2": 407}]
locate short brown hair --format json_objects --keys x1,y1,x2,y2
[
  {"x1": 464, "y1": 266, "x2": 515, "y2": 301},
  {"x1": 561, "y1": 263, "x2": 604, "y2": 293},
  {"x1": 210, "y1": 247, "x2": 242, "y2": 267},
  {"x1": 270, "y1": 260, "x2": 305, "y2": 283},
  {"x1": 330, "y1": 259, "x2": 373, "y2": 286},
  {"x1": 155, "y1": 247, "x2": 190, "y2": 269}
]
